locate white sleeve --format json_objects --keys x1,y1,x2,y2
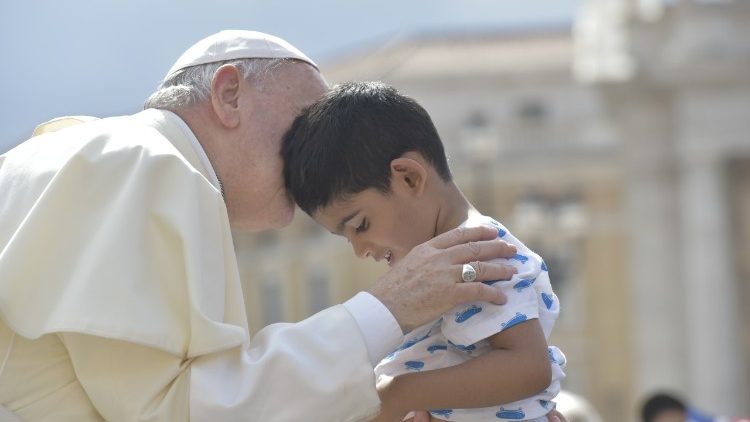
[
  {"x1": 190, "y1": 304, "x2": 384, "y2": 422},
  {"x1": 343, "y1": 292, "x2": 404, "y2": 365}
]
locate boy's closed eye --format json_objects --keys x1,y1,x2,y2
[{"x1": 355, "y1": 218, "x2": 369, "y2": 233}]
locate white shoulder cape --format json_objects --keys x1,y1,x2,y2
[{"x1": 0, "y1": 109, "x2": 248, "y2": 357}]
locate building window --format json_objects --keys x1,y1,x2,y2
[
  {"x1": 515, "y1": 99, "x2": 549, "y2": 145},
  {"x1": 510, "y1": 188, "x2": 588, "y2": 299},
  {"x1": 255, "y1": 230, "x2": 279, "y2": 246},
  {"x1": 308, "y1": 269, "x2": 331, "y2": 315},
  {"x1": 517, "y1": 99, "x2": 548, "y2": 123},
  {"x1": 460, "y1": 110, "x2": 499, "y2": 161},
  {"x1": 261, "y1": 277, "x2": 284, "y2": 325}
]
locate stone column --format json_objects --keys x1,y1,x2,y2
[
  {"x1": 607, "y1": 86, "x2": 689, "y2": 398},
  {"x1": 678, "y1": 95, "x2": 748, "y2": 415}
]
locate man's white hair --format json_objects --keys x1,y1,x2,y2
[{"x1": 143, "y1": 58, "x2": 289, "y2": 111}]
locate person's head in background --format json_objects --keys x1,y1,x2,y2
[{"x1": 642, "y1": 392, "x2": 689, "y2": 422}]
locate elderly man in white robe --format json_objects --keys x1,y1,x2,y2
[{"x1": 0, "y1": 31, "x2": 546, "y2": 421}]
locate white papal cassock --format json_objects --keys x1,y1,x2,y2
[{"x1": 0, "y1": 109, "x2": 401, "y2": 421}]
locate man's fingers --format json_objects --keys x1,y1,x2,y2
[
  {"x1": 446, "y1": 238, "x2": 517, "y2": 265},
  {"x1": 428, "y1": 225, "x2": 499, "y2": 250},
  {"x1": 461, "y1": 260, "x2": 517, "y2": 283},
  {"x1": 452, "y1": 281, "x2": 508, "y2": 306}
]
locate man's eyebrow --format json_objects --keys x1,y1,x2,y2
[{"x1": 335, "y1": 209, "x2": 361, "y2": 235}]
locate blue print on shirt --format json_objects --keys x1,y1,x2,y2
[
  {"x1": 448, "y1": 340, "x2": 477, "y2": 353},
  {"x1": 427, "y1": 344, "x2": 448, "y2": 353},
  {"x1": 501, "y1": 312, "x2": 527, "y2": 330},
  {"x1": 513, "y1": 278, "x2": 534, "y2": 292},
  {"x1": 542, "y1": 292, "x2": 554, "y2": 310},
  {"x1": 496, "y1": 407, "x2": 526, "y2": 419},
  {"x1": 541, "y1": 261, "x2": 548, "y2": 271},
  {"x1": 405, "y1": 360, "x2": 425, "y2": 371},
  {"x1": 539, "y1": 400, "x2": 552, "y2": 409},
  {"x1": 455, "y1": 304, "x2": 483, "y2": 323},
  {"x1": 548, "y1": 348, "x2": 558, "y2": 364},
  {"x1": 431, "y1": 409, "x2": 454, "y2": 417},
  {"x1": 511, "y1": 254, "x2": 528, "y2": 264},
  {"x1": 384, "y1": 330, "x2": 433, "y2": 360}
]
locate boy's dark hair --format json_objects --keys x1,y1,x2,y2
[
  {"x1": 282, "y1": 81, "x2": 452, "y2": 215},
  {"x1": 641, "y1": 392, "x2": 686, "y2": 422}
]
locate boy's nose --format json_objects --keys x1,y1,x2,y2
[{"x1": 351, "y1": 241, "x2": 371, "y2": 259}]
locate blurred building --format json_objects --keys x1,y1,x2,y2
[
  {"x1": 233, "y1": 0, "x2": 750, "y2": 420},
  {"x1": 577, "y1": 0, "x2": 750, "y2": 418}
]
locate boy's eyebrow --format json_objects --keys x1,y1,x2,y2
[{"x1": 335, "y1": 209, "x2": 361, "y2": 234}]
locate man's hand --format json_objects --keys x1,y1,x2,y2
[{"x1": 368, "y1": 225, "x2": 517, "y2": 333}]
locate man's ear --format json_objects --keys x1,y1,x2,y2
[
  {"x1": 390, "y1": 156, "x2": 428, "y2": 197},
  {"x1": 210, "y1": 64, "x2": 243, "y2": 129}
]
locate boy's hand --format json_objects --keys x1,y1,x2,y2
[
  {"x1": 548, "y1": 410, "x2": 568, "y2": 421},
  {"x1": 369, "y1": 225, "x2": 517, "y2": 333},
  {"x1": 411, "y1": 411, "x2": 430, "y2": 422},
  {"x1": 373, "y1": 377, "x2": 409, "y2": 422}
]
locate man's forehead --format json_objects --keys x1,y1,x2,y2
[
  {"x1": 272, "y1": 61, "x2": 327, "y2": 110},
  {"x1": 294, "y1": 64, "x2": 328, "y2": 103}
]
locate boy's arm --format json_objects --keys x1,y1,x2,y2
[{"x1": 375, "y1": 319, "x2": 551, "y2": 420}]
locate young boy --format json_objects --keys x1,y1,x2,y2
[{"x1": 282, "y1": 81, "x2": 566, "y2": 421}]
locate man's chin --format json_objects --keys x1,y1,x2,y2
[
  {"x1": 266, "y1": 197, "x2": 297, "y2": 229},
  {"x1": 275, "y1": 206, "x2": 296, "y2": 228}
]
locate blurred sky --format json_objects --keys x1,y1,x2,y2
[{"x1": 0, "y1": 0, "x2": 577, "y2": 153}]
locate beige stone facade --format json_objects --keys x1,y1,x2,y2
[
  {"x1": 577, "y1": 0, "x2": 750, "y2": 418},
  {"x1": 233, "y1": 1, "x2": 750, "y2": 419}
]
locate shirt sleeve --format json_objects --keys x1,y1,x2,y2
[
  {"x1": 441, "y1": 251, "x2": 543, "y2": 348},
  {"x1": 343, "y1": 292, "x2": 405, "y2": 365}
]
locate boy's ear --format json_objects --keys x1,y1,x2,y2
[
  {"x1": 210, "y1": 64, "x2": 243, "y2": 129},
  {"x1": 390, "y1": 156, "x2": 427, "y2": 197}
]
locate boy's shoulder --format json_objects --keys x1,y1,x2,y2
[
  {"x1": 459, "y1": 213, "x2": 503, "y2": 229},
  {"x1": 459, "y1": 213, "x2": 511, "y2": 239},
  {"x1": 459, "y1": 213, "x2": 544, "y2": 267}
]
